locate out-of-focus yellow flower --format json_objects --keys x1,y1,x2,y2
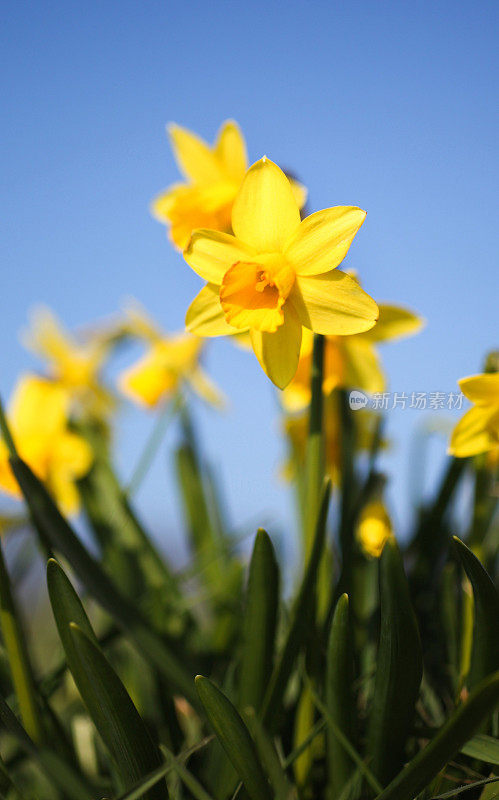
[
  {"x1": 153, "y1": 121, "x2": 306, "y2": 251},
  {"x1": 449, "y1": 372, "x2": 499, "y2": 458},
  {"x1": 356, "y1": 500, "x2": 393, "y2": 558},
  {"x1": 0, "y1": 375, "x2": 92, "y2": 514},
  {"x1": 283, "y1": 394, "x2": 381, "y2": 483},
  {"x1": 118, "y1": 305, "x2": 224, "y2": 409},
  {"x1": 282, "y1": 299, "x2": 423, "y2": 411},
  {"x1": 184, "y1": 158, "x2": 378, "y2": 389},
  {"x1": 24, "y1": 307, "x2": 113, "y2": 417}
]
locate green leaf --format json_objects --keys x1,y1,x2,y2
[
  {"x1": 461, "y1": 732, "x2": 499, "y2": 765},
  {"x1": 9, "y1": 455, "x2": 196, "y2": 705},
  {"x1": 374, "y1": 671, "x2": 499, "y2": 800},
  {"x1": 244, "y1": 707, "x2": 296, "y2": 800},
  {"x1": 195, "y1": 675, "x2": 272, "y2": 800},
  {"x1": 453, "y1": 537, "x2": 499, "y2": 688},
  {"x1": 68, "y1": 622, "x2": 167, "y2": 799},
  {"x1": 238, "y1": 529, "x2": 279, "y2": 714},
  {"x1": 0, "y1": 537, "x2": 44, "y2": 744},
  {"x1": 368, "y1": 537, "x2": 423, "y2": 785},
  {"x1": 0, "y1": 692, "x2": 95, "y2": 800},
  {"x1": 262, "y1": 479, "x2": 331, "y2": 728},
  {"x1": 326, "y1": 593, "x2": 355, "y2": 799}
]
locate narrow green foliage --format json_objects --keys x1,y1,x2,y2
[
  {"x1": 195, "y1": 675, "x2": 272, "y2": 800},
  {"x1": 326, "y1": 593, "x2": 355, "y2": 799},
  {"x1": 368, "y1": 537, "x2": 423, "y2": 785},
  {"x1": 68, "y1": 623, "x2": 167, "y2": 798},
  {"x1": 453, "y1": 537, "x2": 499, "y2": 688},
  {"x1": 461, "y1": 732, "x2": 499, "y2": 765},
  {"x1": 375, "y1": 671, "x2": 499, "y2": 800},
  {"x1": 244, "y1": 707, "x2": 296, "y2": 800},
  {"x1": 0, "y1": 538, "x2": 43, "y2": 744},
  {"x1": 262, "y1": 479, "x2": 331, "y2": 727},
  {"x1": 9, "y1": 454, "x2": 197, "y2": 704},
  {"x1": 303, "y1": 333, "x2": 325, "y2": 558},
  {"x1": 238, "y1": 529, "x2": 279, "y2": 714}
]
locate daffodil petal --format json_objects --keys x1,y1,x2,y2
[
  {"x1": 290, "y1": 270, "x2": 379, "y2": 335},
  {"x1": 458, "y1": 373, "x2": 499, "y2": 404},
  {"x1": 168, "y1": 124, "x2": 223, "y2": 184},
  {"x1": 9, "y1": 376, "x2": 69, "y2": 438},
  {"x1": 214, "y1": 120, "x2": 247, "y2": 181},
  {"x1": 360, "y1": 304, "x2": 424, "y2": 343},
  {"x1": 186, "y1": 284, "x2": 242, "y2": 337},
  {"x1": 250, "y1": 305, "x2": 302, "y2": 389},
  {"x1": 342, "y1": 340, "x2": 385, "y2": 393},
  {"x1": 183, "y1": 229, "x2": 257, "y2": 284},
  {"x1": 231, "y1": 158, "x2": 301, "y2": 251},
  {"x1": 284, "y1": 207, "x2": 367, "y2": 276},
  {"x1": 449, "y1": 405, "x2": 499, "y2": 457}
]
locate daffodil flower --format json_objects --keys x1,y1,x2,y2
[
  {"x1": 356, "y1": 500, "x2": 393, "y2": 558},
  {"x1": 153, "y1": 121, "x2": 306, "y2": 251},
  {"x1": 449, "y1": 372, "x2": 499, "y2": 457},
  {"x1": 184, "y1": 158, "x2": 379, "y2": 388},
  {"x1": 282, "y1": 302, "x2": 424, "y2": 411},
  {"x1": 118, "y1": 305, "x2": 224, "y2": 409},
  {"x1": 0, "y1": 375, "x2": 93, "y2": 514},
  {"x1": 24, "y1": 307, "x2": 113, "y2": 418}
]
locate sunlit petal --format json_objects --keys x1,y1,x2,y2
[
  {"x1": 284, "y1": 207, "x2": 366, "y2": 276},
  {"x1": 290, "y1": 270, "x2": 378, "y2": 335}
]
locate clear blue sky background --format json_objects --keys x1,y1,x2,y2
[{"x1": 1, "y1": 1, "x2": 497, "y2": 564}]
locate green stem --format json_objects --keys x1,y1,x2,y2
[
  {"x1": 0, "y1": 397, "x2": 17, "y2": 457},
  {"x1": 303, "y1": 334, "x2": 325, "y2": 559},
  {"x1": 337, "y1": 389, "x2": 356, "y2": 596},
  {"x1": 127, "y1": 395, "x2": 181, "y2": 496},
  {"x1": 0, "y1": 539, "x2": 44, "y2": 744}
]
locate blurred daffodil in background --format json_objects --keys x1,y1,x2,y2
[
  {"x1": 24, "y1": 307, "x2": 114, "y2": 418},
  {"x1": 356, "y1": 499, "x2": 393, "y2": 558},
  {"x1": 282, "y1": 301, "x2": 424, "y2": 410},
  {"x1": 0, "y1": 375, "x2": 92, "y2": 513},
  {"x1": 118, "y1": 303, "x2": 225, "y2": 409},
  {"x1": 184, "y1": 157, "x2": 379, "y2": 388},
  {"x1": 284, "y1": 393, "x2": 382, "y2": 483},
  {"x1": 153, "y1": 120, "x2": 307, "y2": 250},
  {"x1": 449, "y1": 371, "x2": 499, "y2": 458}
]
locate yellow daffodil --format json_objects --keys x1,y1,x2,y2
[
  {"x1": 284, "y1": 394, "x2": 381, "y2": 483},
  {"x1": 449, "y1": 372, "x2": 499, "y2": 457},
  {"x1": 356, "y1": 500, "x2": 393, "y2": 558},
  {"x1": 0, "y1": 375, "x2": 92, "y2": 513},
  {"x1": 282, "y1": 302, "x2": 424, "y2": 410},
  {"x1": 152, "y1": 121, "x2": 306, "y2": 250},
  {"x1": 118, "y1": 305, "x2": 224, "y2": 409},
  {"x1": 24, "y1": 307, "x2": 113, "y2": 417},
  {"x1": 184, "y1": 158, "x2": 379, "y2": 389}
]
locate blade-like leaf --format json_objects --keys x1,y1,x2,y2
[
  {"x1": 374, "y1": 671, "x2": 499, "y2": 800},
  {"x1": 238, "y1": 529, "x2": 279, "y2": 714},
  {"x1": 326, "y1": 593, "x2": 355, "y2": 799},
  {"x1": 453, "y1": 537, "x2": 499, "y2": 688},
  {"x1": 68, "y1": 622, "x2": 167, "y2": 799},
  {"x1": 262, "y1": 479, "x2": 331, "y2": 727},
  {"x1": 368, "y1": 537, "x2": 423, "y2": 785},
  {"x1": 9, "y1": 455, "x2": 196, "y2": 705},
  {"x1": 461, "y1": 732, "x2": 499, "y2": 765},
  {"x1": 195, "y1": 675, "x2": 272, "y2": 800}
]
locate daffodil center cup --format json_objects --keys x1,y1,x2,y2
[{"x1": 220, "y1": 255, "x2": 295, "y2": 333}]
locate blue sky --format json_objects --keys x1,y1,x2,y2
[{"x1": 1, "y1": 0, "x2": 497, "y2": 563}]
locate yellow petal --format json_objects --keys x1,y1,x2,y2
[
  {"x1": 9, "y1": 375, "x2": 69, "y2": 438},
  {"x1": 184, "y1": 230, "x2": 257, "y2": 284},
  {"x1": 52, "y1": 432, "x2": 93, "y2": 477},
  {"x1": 458, "y1": 373, "x2": 499, "y2": 405},
  {"x1": 119, "y1": 352, "x2": 179, "y2": 408},
  {"x1": 168, "y1": 124, "x2": 223, "y2": 184},
  {"x1": 342, "y1": 340, "x2": 385, "y2": 393},
  {"x1": 186, "y1": 284, "x2": 242, "y2": 337},
  {"x1": 290, "y1": 270, "x2": 378, "y2": 335},
  {"x1": 289, "y1": 179, "x2": 308, "y2": 210},
  {"x1": 284, "y1": 207, "x2": 366, "y2": 276},
  {"x1": 231, "y1": 158, "x2": 301, "y2": 251},
  {"x1": 361, "y1": 304, "x2": 424, "y2": 343},
  {"x1": 250, "y1": 305, "x2": 302, "y2": 389},
  {"x1": 214, "y1": 120, "x2": 247, "y2": 181},
  {"x1": 449, "y1": 405, "x2": 499, "y2": 457}
]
